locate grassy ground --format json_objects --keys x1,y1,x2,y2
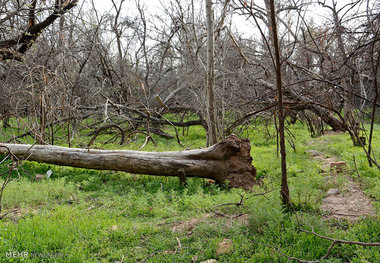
[{"x1": 0, "y1": 120, "x2": 379, "y2": 262}]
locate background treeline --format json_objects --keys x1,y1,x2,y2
[{"x1": 0, "y1": 0, "x2": 379, "y2": 151}]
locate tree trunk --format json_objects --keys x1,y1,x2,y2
[
  {"x1": 268, "y1": 0, "x2": 290, "y2": 206},
  {"x1": 0, "y1": 135, "x2": 256, "y2": 190},
  {"x1": 205, "y1": 0, "x2": 218, "y2": 146},
  {"x1": 307, "y1": 105, "x2": 347, "y2": 132},
  {"x1": 255, "y1": 79, "x2": 347, "y2": 133}
]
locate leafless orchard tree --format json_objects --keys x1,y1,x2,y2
[{"x1": 1, "y1": 0, "x2": 379, "y2": 179}]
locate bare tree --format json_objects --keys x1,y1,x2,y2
[
  {"x1": 1, "y1": 0, "x2": 379, "y2": 172},
  {"x1": 267, "y1": 0, "x2": 290, "y2": 205},
  {"x1": 205, "y1": 0, "x2": 218, "y2": 145},
  {"x1": 0, "y1": 0, "x2": 79, "y2": 61}
]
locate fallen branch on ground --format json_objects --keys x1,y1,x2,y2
[{"x1": 0, "y1": 135, "x2": 256, "y2": 190}]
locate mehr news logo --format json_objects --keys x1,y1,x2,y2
[{"x1": 6, "y1": 251, "x2": 67, "y2": 259}]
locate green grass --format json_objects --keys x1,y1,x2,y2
[
  {"x1": 0, "y1": 119, "x2": 379, "y2": 262},
  {"x1": 302, "y1": 123, "x2": 380, "y2": 211}
]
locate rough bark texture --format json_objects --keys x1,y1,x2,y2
[
  {"x1": 0, "y1": 135, "x2": 256, "y2": 190},
  {"x1": 205, "y1": 0, "x2": 218, "y2": 145}
]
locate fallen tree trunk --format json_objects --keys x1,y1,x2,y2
[
  {"x1": 0, "y1": 135, "x2": 256, "y2": 190},
  {"x1": 255, "y1": 79, "x2": 347, "y2": 132}
]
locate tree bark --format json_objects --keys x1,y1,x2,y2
[
  {"x1": 268, "y1": 0, "x2": 290, "y2": 206},
  {"x1": 255, "y1": 79, "x2": 347, "y2": 132},
  {"x1": 306, "y1": 104, "x2": 347, "y2": 132},
  {"x1": 205, "y1": 0, "x2": 218, "y2": 146},
  {"x1": 0, "y1": 135, "x2": 256, "y2": 190}
]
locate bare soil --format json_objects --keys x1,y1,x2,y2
[
  {"x1": 308, "y1": 140, "x2": 376, "y2": 221},
  {"x1": 170, "y1": 212, "x2": 249, "y2": 234},
  {"x1": 171, "y1": 216, "x2": 206, "y2": 234},
  {"x1": 320, "y1": 176, "x2": 375, "y2": 220}
]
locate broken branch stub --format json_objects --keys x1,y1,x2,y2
[{"x1": 0, "y1": 135, "x2": 256, "y2": 190}]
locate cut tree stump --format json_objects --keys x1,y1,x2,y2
[{"x1": 0, "y1": 135, "x2": 256, "y2": 190}]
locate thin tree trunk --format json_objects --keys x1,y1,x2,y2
[
  {"x1": 38, "y1": 87, "x2": 46, "y2": 144},
  {"x1": 367, "y1": 36, "x2": 380, "y2": 167},
  {"x1": 205, "y1": 0, "x2": 217, "y2": 146},
  {"x1": 367, "y1": 70, "x2": 379, "y2": 167},
  {"x1": 0, "y1": 135, "x2": 256, "y2": 190},
  {"x1": 269, "y1": 0, "x2": 290, "y2": 206}
]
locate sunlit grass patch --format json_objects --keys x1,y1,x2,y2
[{"x1": 0, "y1": 119, "x2": 379, "y2": 262}]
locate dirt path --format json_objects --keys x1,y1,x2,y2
[
  {"x1": 320, "y1": 176, "x2": 375, "y2": 220},
  {"x1": 307, "y1": 144, "x2": 376, "y2": 221}
]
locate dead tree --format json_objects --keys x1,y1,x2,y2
[
  {"x1": 0, "y1": 0, "x2": 79, "y2": 61},
  {"x1": 205, "y1": 0, "x2": 218, "y2": 145},
  {"x1": 0, "y1": 135, "x2": 256, "y2": 190},
  {"x1": 267, "y1": 0, "x2": 290, "y2": 206}
]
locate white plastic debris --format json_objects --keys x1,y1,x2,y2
[{"x1": 46, "y1": 169, "x2": 53, "y2": 179}]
